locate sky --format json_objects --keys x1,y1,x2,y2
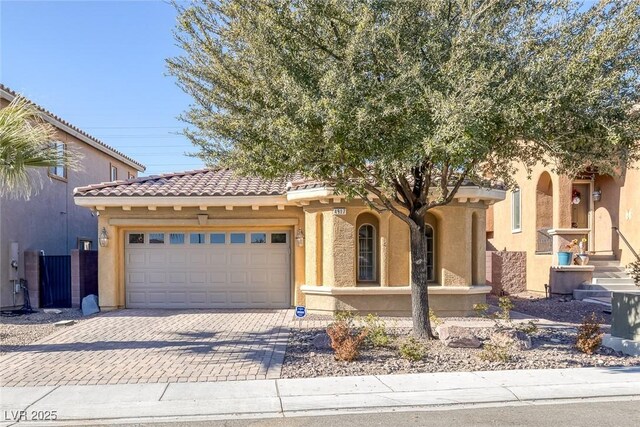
[{"x1": 0, "y1": 0, "x2": 204, "y2": 176}]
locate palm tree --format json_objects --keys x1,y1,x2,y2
[{"x1": 0, "y1": 96, "x2": 78, "y2": 199}]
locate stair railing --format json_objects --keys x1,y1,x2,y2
[{"x1": 612, "y1": 226, "x2": 640, "y2": 261}]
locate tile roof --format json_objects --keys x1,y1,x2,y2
[
  {"x1": 0, "y1": 84, "x2": 145, "y2": 171},
  {"x1": 74, "y1": 169, "x2": 297, "y2": 197}
]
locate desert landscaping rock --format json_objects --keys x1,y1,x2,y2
[
  {"x1": 53, "y1": 319, "x2": 76, "y2": 327},
  {"x1": 312, "y1": 332, "x2": 332, "y2": 350},
  {"x1": 43, "y1": 309, "x2": 62, "y2": 314},
  {"x1": 490, "y1": 329, "x2": 533, "y2": 350},
  {"x1": 436, "y1": 325, "x2": 482, "y2": 348},
  {"x1": 82, "y1": 294, "x2": 100, "y2": 316}
]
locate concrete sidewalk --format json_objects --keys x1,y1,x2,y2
[{"x1": 1, "y1": 367, "x2": 639, "y2": 426}]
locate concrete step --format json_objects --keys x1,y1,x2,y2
[
  {"x1": 589, "y1": 260, "x2": 622, "y2": 267},
  {"x1": 574, "y1": 289, "x2": 613, "y2": 300},
  {"x1": 579, "y1": 283, "x2": 638, "y2": 291},
  {"x1": 592, "y1": 277, "x2": 636, "y2": 285},
  {"x1": 592, "y1": 272, "x2": 632, "y2": 279}
]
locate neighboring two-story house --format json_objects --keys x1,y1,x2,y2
[{"x1": 0, "y1": 84, "x2": 145, "y2": 309}]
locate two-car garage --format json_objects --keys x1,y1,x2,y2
[{"x1": 124, "y1": 230, "x2": 291, "y2": 309}]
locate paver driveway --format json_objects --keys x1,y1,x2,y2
[{"x1": 0, "y1": 309, "x2": 291, "y2": 387}]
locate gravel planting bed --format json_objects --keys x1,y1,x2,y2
[
  {"x1": 282, "y1": 295, "x2": 635, "y2": 378},
  {"x1": 281, "y1": 325, "x2": 640, "y2": 379},
  {"x1": 0, "y1": 308, "x2": 93, "y2": 355},
  {"x1": 488, "y1": 292, "x2": 612, "y2": 325}
]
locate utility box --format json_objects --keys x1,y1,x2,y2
[{"x1": 611, "y1": 292, "x2": 640, "y2": 341}]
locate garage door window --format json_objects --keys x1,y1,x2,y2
[
  {"x1": 271, "y1": 233, "x2": 287, "y2": 244},
  {"x1": 230, "y1": 233, "x2": 246, "y2": 244},
  {"x1": 190, "y1": 233, "x2": 206, "y2": 244},
  {"x1": 129, "y1": 233, "x2": 144, "y2": 244},
  {"x1": 251, "y1": 233, "x2": 267, "y2": 244},
  {"x1": 149, "y1": 233, "x2": 165, "y2": 244},
  {"x1": 170, "y1": 233, "x2": 185, "y2": 244},
  {"x1": 210, "y1": 233, "x2": 225, "y2": 244}
]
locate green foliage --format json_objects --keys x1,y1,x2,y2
[
  {"x1": 398, "y1": 337, "x2": 426, "y2": 361},
  {"x1": 429, "y1": 308, "x2": 443, "y2": 327},
  {"x1": 334, "y1": 310, "x2": 356, "y2": 323},
  {"x1": 498, "y1": 296, "x2": 514, "y2": 321},
  {"x1": 363, "y1": 314, "x2": 390, "y2": 347},
  {"x1": 576, "y1": 313, "x2": 604, "y2": 355},
  {"x1": 0, "y1": 96, "x2": 80, "y2": 199},
  {"x1": 516, "y1": 320, "x2": 538, "y2": 335},
  {"x1": 479, "y1": 343, "x2": 511, "y2": 363},
  {"x1": 627, "y1": 260, "x2": 640, "y2": 287},
  {"x1": 169, "y1": 0, "x2": 640, "y2": 201},
  {"x1": 474, "y1": 303, "x2": 490, "y2": 318}
]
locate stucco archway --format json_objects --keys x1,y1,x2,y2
[{"x1": 536, "y1": 171, "x2": 554, "y2": 253}]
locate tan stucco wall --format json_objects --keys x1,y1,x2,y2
[
  {"x1": 617, "y1": 166, "x2": 640, "y2": 265},
  {"x1": 0, "y1": 102, "x2": 141, "y2": 308},
  {"x1": 305, "y1": 292, "x2": 487, "y2": 317},
  {"x1": 91, "y1": 197, "x2": 492, "y2": 314},
  {"x1": 96, "y1": 205, "x2": 306, "y2": 310}
]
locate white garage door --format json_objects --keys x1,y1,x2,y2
[{"x1": 125, "y1": 230, "x2": 291, "y2": 309}]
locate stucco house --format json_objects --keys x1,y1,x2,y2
[
  {"x1": 73, "y1": 169, "x2": 505, "y2": 315},
  {"x1": 0, "y1": 84, "x2": 145, "y2": 309},
  {"x1": 487, "y1": 162, "x2": 639, "y2": 296}
]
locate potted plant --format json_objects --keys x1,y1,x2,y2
[
  {"x1": 557, "y1": 239, "x2": 577, "y2": 266},
  {"x1": 575, "y1": 238, "x2": 589, "y2": 265}
]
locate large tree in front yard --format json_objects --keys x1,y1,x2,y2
[{"x1": 168, "y1": 0, "x2": 640, "y2": 338}]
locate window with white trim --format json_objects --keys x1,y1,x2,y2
[
  {"x1": 512, "y1": 188, "x2": 522, "y2": 232},
  {"x1": 110, "y1": 164, "x2": 118, "y2": 181},
  {"x1": 358, "y1": 224, "x2": 376, "y2": 281},
  {"x1": 49, "y1": 141, "x2": 66, "y2": 179}
]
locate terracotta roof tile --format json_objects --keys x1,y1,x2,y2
[
  {"x1": 74, "y1": 169, "x2": 297, "y2": 197},
  {"x1": 0, "y1": 83, "x2": 145, "y2": 171}
]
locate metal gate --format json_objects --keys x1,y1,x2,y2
[{"x1": 39, "y1": 255, "x2": 71, "y2": 308}]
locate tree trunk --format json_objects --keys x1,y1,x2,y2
[{"x1": 408, "y1": 213, "x2": 435, "y2": 339}]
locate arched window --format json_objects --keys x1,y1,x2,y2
[
  {"x1": 358, "y1": 224, "x2": 376, "y2": 281},
  {"x1": 425, "y1": 224, "x2": 435, "y2": 282}
]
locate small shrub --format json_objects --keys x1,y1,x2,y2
[
  {"x1": 516, "y1": 320, "x2": 538, "y2": 335},
  {"x1": 576, "y1": 312, "x2": 604, "y2": 355},
  {"x1": 398, "y1": 337, "x2": 426, "y2": 361},
  {"x1": 326, "y1": 320, "x2": 368, "y2": 361},
  {"x1": 627, "y1": 259, "x2": 640, "y2": 287},
  {"x1": 479, "y1": 343, "x2": 511, "y2": 362},
  {"x1": 498, "y1": 296, "x2": 514, "y2": 321},
  {"x1": 429, "y1": 308, "x2": 443, "y2": 327},
  {"x1": 334, "y1": 310, "x2": 356, "y2": 323},
  {"x1": 363, "y1": 314, "x2": 390, "y2": 347},
  {"x1": 474, "y1": 303, "x2": 490, "y2": 317}
]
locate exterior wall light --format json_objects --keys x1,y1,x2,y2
[
  {"x1": 99, "y1": 227, "x2": 109, "y2": 247},
  {"x1": 592, "y1": 190, "x2": 602, "y2": 202},
  {"x1": 295, "y1": 229, "x2": 305, "y2": 247}
]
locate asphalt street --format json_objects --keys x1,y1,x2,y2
[{"x1": 113, "y1": 398, "x2": 640, "y2": 427}]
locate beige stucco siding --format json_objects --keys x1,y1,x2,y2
[{"x1": 96, "y1": 205, "x2": 305, "y2": 310}]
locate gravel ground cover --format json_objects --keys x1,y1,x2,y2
[
  {"x1": 489, "y1": 292, "x2": 612, "y2": 325},
  {"x1": 0, "y1": 308, "x2": 93, "y2": 355},
  {"x1": 281, "y1": 294, "x2": 636, "y2": 379}
]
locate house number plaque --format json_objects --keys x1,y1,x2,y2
[{"x1": 333, "y1": 207, "x2": 347, "y2": 216}]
